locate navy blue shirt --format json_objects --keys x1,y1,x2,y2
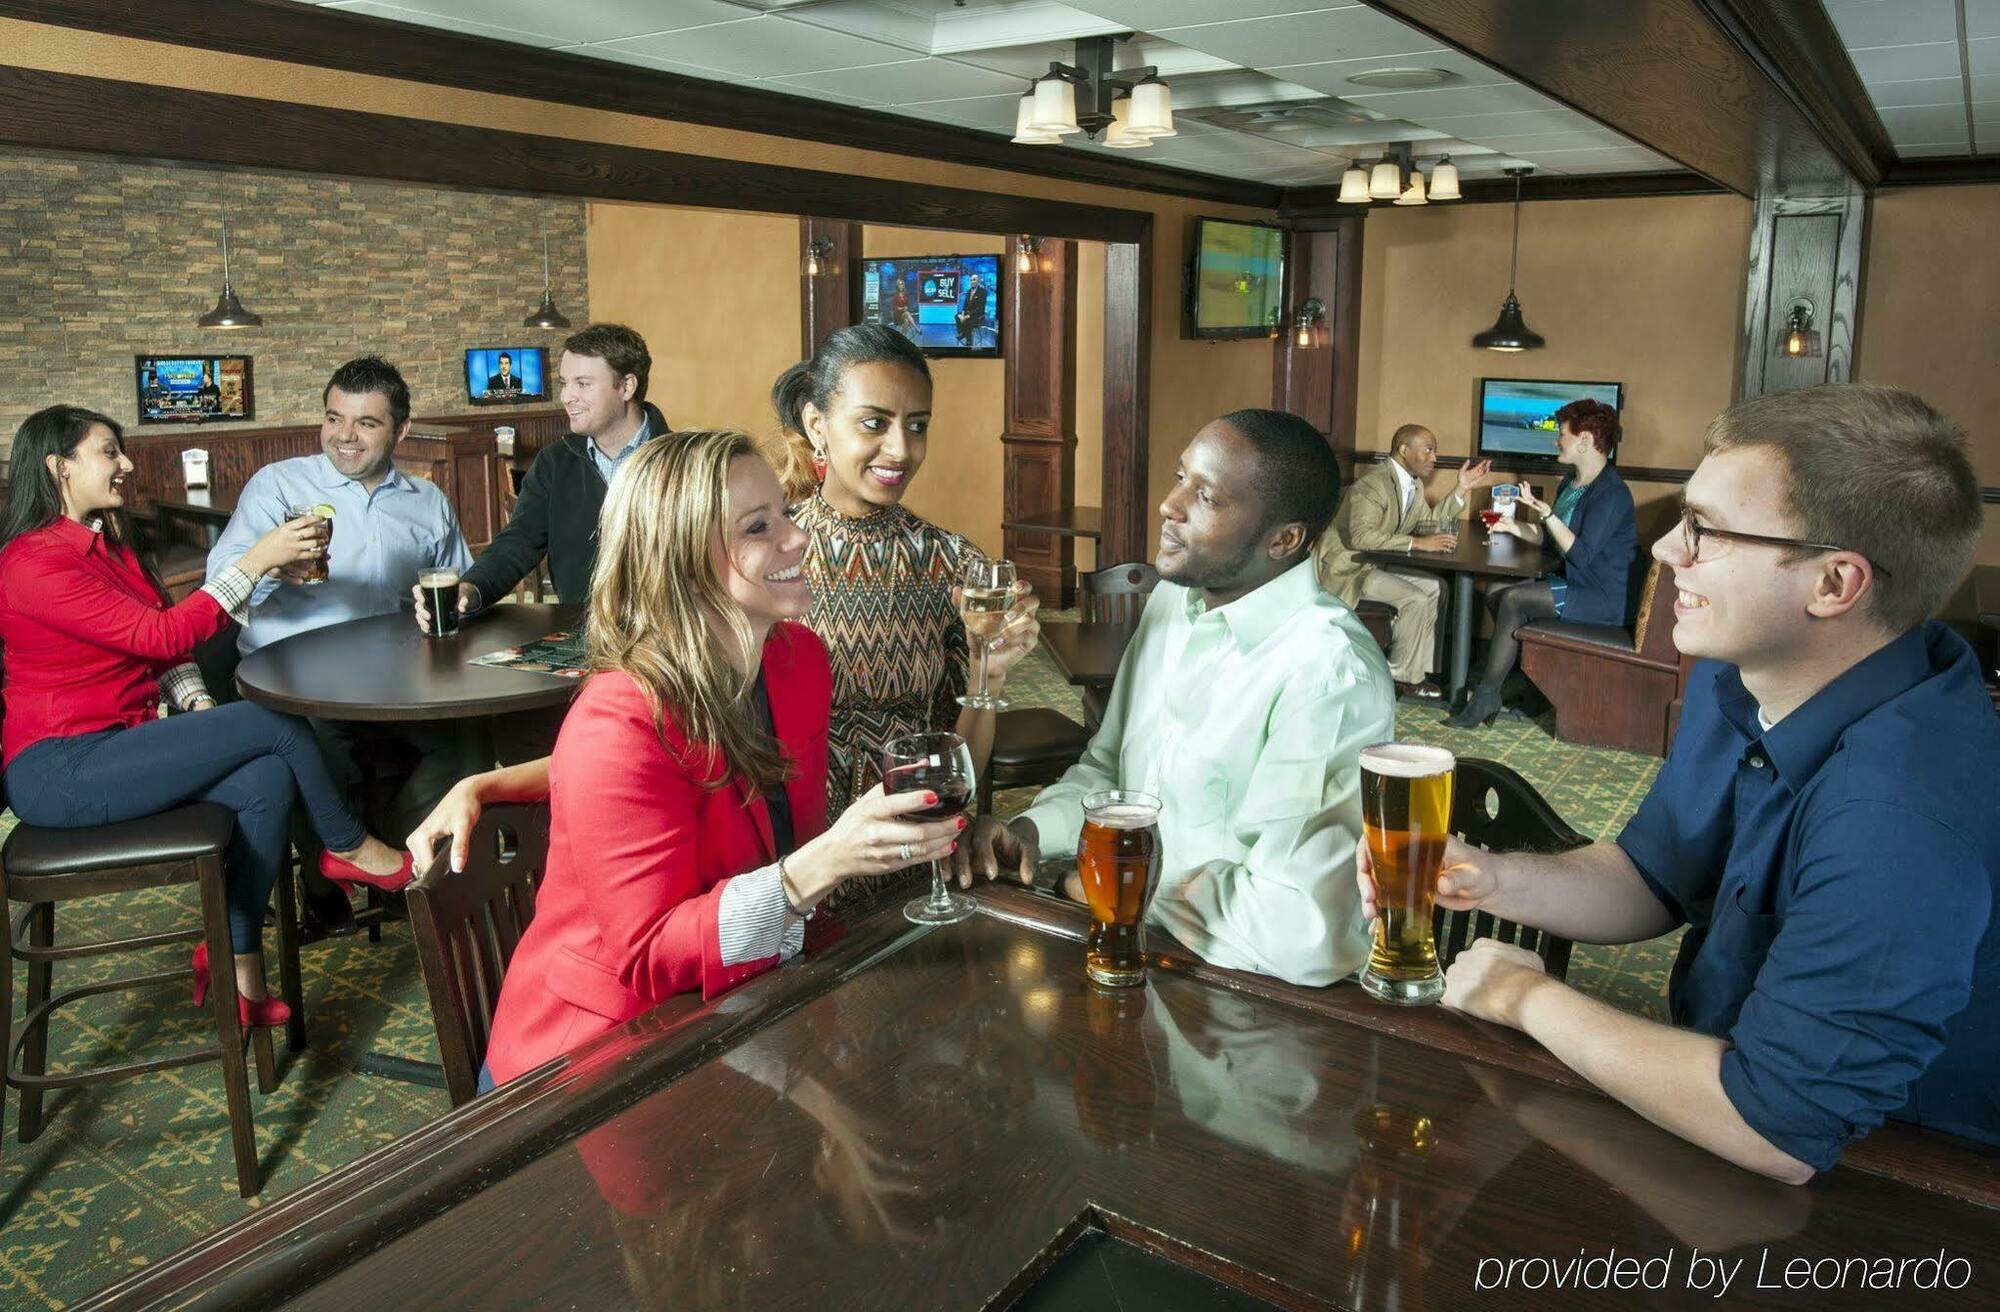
[{"x1": 1617, "y1": 623, "x2": 1999, "y2": 1171}]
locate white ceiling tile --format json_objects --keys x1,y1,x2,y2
[
  {"x1": 1822, "y1": 0, "x2": 1959, "y2": 50},
  {"x1": 558, "y1": 43, "x2": 734, "y2": 78},
  {"x1": 1863, "y1": 75, "x2": 1969, "y2": 107},
  {"x1": 1977, "y1": 73, "x2": 2000, "y2": 99},
  {"x1": 1896, "y1": 140, "x2": 1973, "y2": 156},
  {"x1": 326, "y1": 1, "x2": 565, "y2": 46},
  {"x1": 599, "y1": 15, "x2": 920, "y2": 78},
  {"x1": 1846, "y1": 41, "x2": 1963, "y2": 81},
  {"x1": 1963, "y1": 0, "x2": 2000, "y2": 41},
  {"x1": 1156, "y1": 8, "x2": 1441, "y2": 71},
  {"x1": 779, "y1": 0, "x2": 939, "y2": 50},
  {"x1": 1414, "y1": 107, "x2": 1597, "y2": 138},
  {"x1": 1470, "y1": 128, "x2": 1635, "y2": 155},
  {"x1": 1507, "y1": 145, "x2": 1672, "y2": 168},
  {"x1": 1343, "y1": 83, "x2": 1562, "y2": 117},
  {"x1": 1262, "y1": 47, "x2": 1510, "y2": 96},
  {"x1": 1970, "y1": 36, "x2": 2000, "y2": 74},
  {"x1": 904, "y1": 93, "x2": 1025, "y2": 132},
  {"x1": 1071, "y1": 2, "x2": 1363, "y2": 28},
  {"x1": 440, "y1": 0, "x2": 747, "y2": 42},
  {"x1": 1877, "y1": 103, "x2": 1976, "y2": 139},
  {"x1": 771, "y1": 56, "x2": 1026, "y2": 103}
]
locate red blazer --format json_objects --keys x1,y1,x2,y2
[
  {"x1": 484, "y1": 622, "x2": 832, "y2": 1084},
  {"x1": 0, "y1": 518, "x2": 228, "y2": 766}
]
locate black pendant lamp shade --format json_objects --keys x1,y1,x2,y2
[
  {"x1": 198, "y1": 214, "x2": 262, "y2": 329},
  {"x1": 1473, "y1": 167, "x2": 1543, "y2": 352},
  {"x1": 524, "y1": 229, "x2": 573, "y2": 330}
]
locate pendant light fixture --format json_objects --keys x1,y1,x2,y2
[
  {"x1": 1126, "y1": 76, "x2": 1176, "y2": 137},
  {"x1": 1101, "y1": 97, "x2": 1149, "y2": 149},
  {"x1": 1337, "y1": 161, "x2": 1371, "y2": 204},
  {"x1": 1394, "y1": 167, "x2": 1428, "y2": 206},
  {"x1": 1368, "y1": 152, "x2": 1403, "y2": 200},
  {"x1": 198, "y1": 195, "x2": 262, "y2": 330},
  {"x1": 1011, "y1": 91, "x2": 1060, "y2": 144},
  {"x1": 1428, "y1": 155, "x2": 1461, "y2": 201},
  {"x1": 1472, "y1": 167, "x2": 1544, "y2": 353},
  {"x1": 523, "y1": 228, "x2": 572, "y2": 330}
]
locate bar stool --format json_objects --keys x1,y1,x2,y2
[{"x1": 0, "y1": 801, "x2": 300, "y2": 1198}]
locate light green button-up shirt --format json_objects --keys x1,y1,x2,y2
[{"x1": 1021, "y1": 560, "x2": 1395, "y2": 987}]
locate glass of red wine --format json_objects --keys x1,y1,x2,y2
[{"x1": 882, "y1": 731, "x2": 978, "y2": 925}]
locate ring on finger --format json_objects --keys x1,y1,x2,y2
[{"x1": 898, "y1": 841, "x2": 913, "y2": 862}]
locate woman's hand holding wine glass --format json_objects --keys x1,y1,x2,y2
[
  {"x1": 781, "y1": 782, "x2": 964, "y2": 914},
  {"x1": 879, "y1": 731, "x2": 979, "y2": 924}
]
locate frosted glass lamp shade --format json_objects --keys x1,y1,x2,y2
[
  {"x1": 1031, "y1": 77, "x2": 1081, "y2": 134},
  {"x1": 1127, "y1": 79, "x2": 1175, "y2": 137},
  {"x1": 1368, "y1": 157, "x2": 1402, "y2": 199}
]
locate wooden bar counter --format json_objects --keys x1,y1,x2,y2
[{"x1": 75, "y1": 888, "x2": 2000, "y2": 1311}]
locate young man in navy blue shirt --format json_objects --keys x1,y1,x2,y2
[{"x1": 1359, "y1": 384, "x2": 1996, "y2": 1182}]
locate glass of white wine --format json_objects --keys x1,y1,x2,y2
[{"x1": 958, "y1": 556, "x2": 1015, "y2": 711}]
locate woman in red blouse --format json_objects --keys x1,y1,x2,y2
[
  {"x1": 0, "y1": 406, "x2": 416, "y2": 1026},
  {"x1": 414, "y1": 430, "x2": 965, "y2": 1091}
]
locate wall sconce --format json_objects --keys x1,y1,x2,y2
[
  {"x1": 1779, "y1": 298, "x2": 1822, "y2": 358},
  {"x1": 1017, "y1": 235, "x2": 1043, "y2": 275},
  {"x1": 1294, "y1": 296, "x2": 1326, "y2": 349},
  {"x1": 803, "y1": 236, "x2": 836, "y2": 279}
]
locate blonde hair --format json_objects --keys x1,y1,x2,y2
[{"x1": 586, "y1": 428, "x2": 790, "y2": 793}]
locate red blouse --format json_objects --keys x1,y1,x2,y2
[{"x1": 0, "y1": 518, "x2": 228, "y2": 766}]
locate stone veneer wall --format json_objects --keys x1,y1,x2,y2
[{"x1": 0, "y1": 151, "x2": 586, "y2": 460}]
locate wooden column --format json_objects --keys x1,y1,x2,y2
[
  {"x1": 799, "y1": 217, "x2": 861, "y2": 356},
  {"x1": 1100, "y1": 238, "x2": 1150, "y2": 568},
  {"x1": 1001, "y1": 235, "x2": 1079, "y2": 606},
  {"x1": 1272, "y1": 215, "x2": 1363, "y2": 478},
  {"x1": 1737, "y1": 185, "x2": 1866, "y2": 398}
]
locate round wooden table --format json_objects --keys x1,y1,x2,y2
[
  {"x1": 235, "y1": 603, "x2": 584, "y2": 722},
  {"x1": 1358, "y1": 532, "x2": 1558, "y2": 708}
]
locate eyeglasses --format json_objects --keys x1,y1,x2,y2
[{"x1": 1678, "y1": 504, "x2": 1890, "y2": 577}]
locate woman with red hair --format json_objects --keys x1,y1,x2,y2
[{"x1": 1445, "y1": 398, "x2": 1637, "y2": 728}]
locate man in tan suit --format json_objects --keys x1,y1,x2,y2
[{"x1": 1315, "y1": 424, "x2": 1491, "y2": 700}]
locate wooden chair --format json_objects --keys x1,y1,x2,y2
[
  {"x1": 407, "y1": 802, "x2": 550, "y2": 1107},
  {"x1": 0, "y1": 673, "x2": 298, "y2": 1197},
  {"x1": 1516, "y1": 559, "x2": 1688, "y2": 756},
  {"x1": 1075, "y1": 561, "x2": 1158, "y2": 732},
  {"x1": 1431, "y1": 757, "x2": 1591, "y2": 980}
]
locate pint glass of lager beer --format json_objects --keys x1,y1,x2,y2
[
  {"x1": 1077, "y1": 790, "x2": 1162, "y2": 987},
  {"x1": 1358, "y1": 743, "x2": 1456, "y2": 1005}
]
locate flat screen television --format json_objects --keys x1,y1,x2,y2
[
  {"x1": 858, "y1": 254, "x2": 1001, "y2": 358},
  {"x1": 135, "y1": 354, "x2": 254, "y2": 424},
  {"x1": 465, "y1": 347, "x2": 550, "y2": 405},
  {"x1": 1188, "y1": 218, "x2": 1285, "y2": 339},
  {"x1": 1476, "y1": 378, "x2": 1624, "y2": 462}
]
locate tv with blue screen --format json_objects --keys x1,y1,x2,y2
[
  {"x1": 1477, "y1": 378, "x2": 1624, "y2": 462},
  {"x1": 858, "y1": 254, "x2": 1001, "y2": 358},
  {"x1": 1188, "y1": 217, "x2": 1285, "y2": 340},
  {"x1": 135, "y1": 354, "x2": 253, "y2": 424},
  {"x1": 464, "y1": 346, "x2": 550, "y2": 405}
]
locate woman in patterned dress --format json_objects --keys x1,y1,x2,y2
[{"x1": 772, "y1": 325, "x2": 1041, "y2": 902}]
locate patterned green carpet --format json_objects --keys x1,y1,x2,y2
[{"x1": 0, "y1": 631, "x2": 1672, "y2": 1308}]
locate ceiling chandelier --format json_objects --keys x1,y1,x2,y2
[
  {"x1": 1012, "y1": 35, "x2": 1174, "y2": 150},
  {"x1": 1337, "y1": 143, "x2": 1459, "y2": 206}
]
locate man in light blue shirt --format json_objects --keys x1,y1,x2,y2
[
  {"x1": 206, "y1": 357, "x2": 482, "y2": 932},
  {"x1": 957, "y1": 409, "x2": 1395, "y2": 987}
]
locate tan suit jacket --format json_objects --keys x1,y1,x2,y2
[{"x1": 1313, "y1": 460, "x2": 1463, "y2": 606}]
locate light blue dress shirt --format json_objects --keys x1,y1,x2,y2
[
  {"x1": 207, "y1": 454, "x2": 473, "y2": 653},
  {"x1": 585, "y1": 413, "x2": 651, "y2": 486}
]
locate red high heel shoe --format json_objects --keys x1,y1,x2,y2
[
  {"x1": 319, "y1": 846, "x2": 415, "y2": 894},
  {"x1": 191, "y1": 942, "x2": 293, "y2": 1029}
]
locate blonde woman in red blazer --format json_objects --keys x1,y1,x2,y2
[{"x1": 471, "y1": 430, "x2": 965, "y2": 1088}]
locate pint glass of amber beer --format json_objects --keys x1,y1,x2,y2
[
  {"x1": 1358, "y1": 743, "x2": 1456, "y2": 1005},
  {"x1": 1077, "y1": 790, "x2": 1162, "y2": 988}
]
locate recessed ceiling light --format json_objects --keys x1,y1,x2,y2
[{"x1": 1344, "y1": 67, "x2": 1459, "y2": 90}]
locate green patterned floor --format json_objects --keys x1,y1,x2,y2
[{"x1": 1, "y1": 635, "x2": 1673, "y2": 1308}]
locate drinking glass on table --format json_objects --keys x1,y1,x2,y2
[
  {"x1": 1077, "y1": 790, "x2": 1162, "y2": 987},
  {"x1": 958, "y1": 557, "x2": 1016, "y2": 710},
  {"x1": 1358, "y1": 743, "x2": 1456, "y2": 1005},
  {"x1": 882, "y1": 731, "x2": 977, "y2": 925},
  {"x1": 286, "y1": 502, "x2": 334, "y2": 584}
]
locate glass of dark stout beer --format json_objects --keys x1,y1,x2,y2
[
  {"x1": 418, "y1": 567, "x2": 463, "y2": 639},
  {"x1": 1077, "y1": 790, "x2": 1162, "y2": 987},
  {"x1": 1358, "y1": 743, "x2": 1456, "y2": 1005},
  {"x1": 881, "y1": 731, "x2": 976, "y2": 925}
]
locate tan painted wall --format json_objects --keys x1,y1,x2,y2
[
  {"x1": 1858, "y1": 184, "x2": 2000, "y2": 576},
  {"x1": 861, "y1": 227, "x2": 1006, "y2": 555},
  {"x1": 585, "y1": 203, "x2": 799, "y2": 446},
  {"x1": 0, "y1": 17, "x2": 1275, "y2": 555}
]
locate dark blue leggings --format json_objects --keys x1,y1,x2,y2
[{"x1": 4, "y1": 702, "x2": 368, "y2": 952}]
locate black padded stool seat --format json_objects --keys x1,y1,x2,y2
[
  {"x1": 979, "y1": 708, "x2": 1090, "y2": 813},
  {"x1": 2, "y1": 804, "x2": 236, "y2": 881},
  {"x1": 1515, "y1": 619, "x2": 1634, "y2": 652}
]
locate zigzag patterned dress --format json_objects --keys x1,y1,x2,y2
[{"x1": 792, "y1": 493, "x2": 975, "y2": 904}]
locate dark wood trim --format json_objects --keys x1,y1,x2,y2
[
  {"x1": 1698, "y1": 0, "x2": 1896, "y2": 184},
  {"x1": 1002, "y1": 235, "x2": 1080, "y2": 606},
  {"x1": 0, "y1": 66, "x2": 1153, "y2": 245},
  {"x1": 799, "y1": 217, "x2": 860, "y2": 356},
  {"x1": 1354, "y1": 1, "x2": 1860, "y2": 196},
  {"x1": 1281, "y1": 170, "x2": 1726, "y2": 216},
  {"x1": 1880, "y1": 156, "x2": 2000, "y2": 187},
  {"x1": 1271, "y1": 215, "x2": 1363, "y2": 474},
  {"x1": 0, "y1": 0, "x2": 1278, "y2": 210},
  {"x1": 1100, "y1": 238, "x2": 1151, "y2": 566}
]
